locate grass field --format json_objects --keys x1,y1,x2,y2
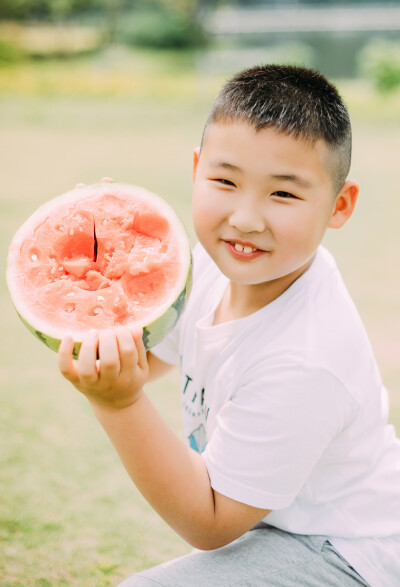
[{"x1": 1, "y1": 48, "x2": 399, "y2": 586}]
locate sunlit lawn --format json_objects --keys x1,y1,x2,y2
[{"x1": 1, "y1": 48, "x2": 399, "y2": 586}]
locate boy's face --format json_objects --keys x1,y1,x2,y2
[{"x1": 192, "y1": 121, "x2": 346, "y2": 290}]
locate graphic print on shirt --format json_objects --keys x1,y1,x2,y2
[{"x1": 182, "y1": 373, "x2": 209, "y2": 453}]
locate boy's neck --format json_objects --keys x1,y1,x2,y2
[{"x1": 213, "y1": 257, "x2": 315, "y2": 326}]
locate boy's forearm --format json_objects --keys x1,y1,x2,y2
[
  {"x1": 58, "y1": 331, "x2": 263, "y2": 549},
  {"x1": 90, "y1": 392, "x2": 217, "y2": 549}
]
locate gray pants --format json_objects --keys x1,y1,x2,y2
[{"x1": 117, "y1": 524, "x2": 371, "y2": 586}]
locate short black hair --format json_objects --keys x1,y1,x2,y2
[{"x1": 202, "y1": 64, "x2": 352, "y2": 194}]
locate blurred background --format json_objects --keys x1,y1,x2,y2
[{"x1": 1, "y1": 1, "x2": 399, "y2": 584}]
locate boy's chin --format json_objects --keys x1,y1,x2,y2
[{"x1": 220, "y1": 259, "x2": 315, "y2": 289}]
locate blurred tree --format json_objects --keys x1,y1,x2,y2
[
  {"x1": 0, "y1": 0, "x2": 110, "y2": 20},
  {"x1": 359, "y1": 38, "x2": 400, "y2": 92},
  {"x1": 0, "y1": 0, "x2": 220, "y2": 21},
  {"x1": 0, "y1": 0, "x2": 221, "y2": 50},
  {"x1": 116, "y1": 0, "x2": 220, "y2": 49}
]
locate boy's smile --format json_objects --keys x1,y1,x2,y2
[{"x1": 192, "y1": 121, "x2": 357, "y2": 314}]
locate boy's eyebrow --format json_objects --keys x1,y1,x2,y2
[
  {"x1": 209, "y1": 162, "x2": 313, "y2": 189},
  {"x1": 270, "y1": 174, "x2": 313, "y2": 189},
  {"x1": 210, "y1": 160, "x2": 242, "y2": 172}
]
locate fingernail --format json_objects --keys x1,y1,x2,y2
[
  {"x1": 74, "y1": 183, "x2": 86, "y2": 188},
  {"x1": 100, "y1": 177, "x2": 114, "y2": 182}
]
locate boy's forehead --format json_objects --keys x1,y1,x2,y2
[
  {"x1": 201, "y1": 121, "x2": 330, "y2": 165},
  {"x1": 202, "y1": 120, "x2": 320, "y2": 150}
]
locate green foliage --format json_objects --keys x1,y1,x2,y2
[
  {"x1": 0, "y1": 0, "x2": 111, "y2": 20},
  {"x1": 0, "y1": 0, "x2": 207, "y2": 51},
  {"x1": 118, "y1": 9, "x2": 204, "y2": 49},
  {"x1": 0, "y1": 0, "x2": 205, "y2": 22},
  {"x1": 359, "y1": 38, "x2": 400, "y2": 93}
]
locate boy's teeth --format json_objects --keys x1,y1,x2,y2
[{"x1": 234, "y1": 243, "x2": 256, "y2": 253}]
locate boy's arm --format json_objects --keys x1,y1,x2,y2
[
  {"x1": 92, "y1": 393, "x2": 271, "y2": 550},
  {"x1": 58, "y1": 328, "x2": 270, "y2": 551},
  {"x1": 146, "y1": 351, "x2": 174, "y2": 382}
]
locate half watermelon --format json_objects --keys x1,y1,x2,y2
[{"x1": 6, "y1": 181, "x2": 192, "y2": 357}]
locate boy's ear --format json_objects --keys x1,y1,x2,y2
[
  {"x1": 192, "y1": 147, "x2": 200, "y2": 183},
  {"x1": 328, "y1": 180, "x2": 359, "y2": 229}
]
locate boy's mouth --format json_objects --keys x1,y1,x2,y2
[
  {"x1": 232, "y1": 243, "x2": 258, "y2": 254},
  {"x1": 224, "y1": 240, "x2": 265, "y2": 259},
  {"x1": 226, "y1": 238, "x2": 262, "y2": 251}
]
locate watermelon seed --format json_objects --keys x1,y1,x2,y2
[
  {"x1": 66, "y1": 305, "x2": 75, "y2": 313},
  {"x1": 56, "y1": 225, "x2": 65, "y2": 232},
  {"x1": 93, "y1": 307, "x2": 102, "y2": 314},
  {"x1": 66, "y1": 292, "x2": 75, "y2": 297},
  {"x1": 31, "y1": 254, "x2": 38, "y2": 261},
  {"x1": 50, "y1": 267, "x2": 56, "y2": 275},
  {"x1": 58, "y1": 266, "x2": 64, "y2": 272},
  {"x1": 96, "y1": 295, "x2": 105, "y2": 301},
  {"x1": 104, "y1": 253, "x2": 111, "y2": 261}
]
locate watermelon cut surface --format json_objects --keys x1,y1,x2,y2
[{"x1": 6, "y1": 181, "x2": 192, "y2": 357}]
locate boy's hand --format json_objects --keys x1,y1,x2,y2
[{"x1": 58, "y1": 326, "x2": 149, "y2": 411}]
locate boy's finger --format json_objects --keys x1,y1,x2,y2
[
  {"x1": 131, "y1": 326, "x2": 147, "y2": 371},
  {"x1": 77, "y1": 331, "x2": 99, "y2": 383},
  {"x1": 98, "y1": 329, "x2": 120, "y2": 380},
  {"x1": 116, "y1": 327, "x2": 138, "y2": 374},
  {"x1": 58, "y1": 336, "x2": 79, "y2": 383}
]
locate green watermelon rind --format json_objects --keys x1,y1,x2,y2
[{"x1": 142, "y1": 259, "x2": 192, "y2": 351}]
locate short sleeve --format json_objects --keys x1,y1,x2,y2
[{"x1": 202, "y1": 361, "x2": 357, "y2": 510}]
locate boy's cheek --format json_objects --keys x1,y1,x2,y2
[
  {"x1": 193, "y1": 190, "x2": 212, "y2": 225},
  {"x1": 193, "y1": 207, "x2": 209, "y2": 242}
]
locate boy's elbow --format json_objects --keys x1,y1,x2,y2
[
  {"x1": 186, "y1": 520, "x2": 252, "y2": 551},
  {"x1": 179, "y1": 486, "x2": 272, "y2": 551},
  {"x1": 189, "y1": 533, "x2": 237, "y2": 552}
]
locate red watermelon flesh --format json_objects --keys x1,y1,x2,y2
[{"x1": 16, "y1": 192, "x2": 180, "y2": 332}]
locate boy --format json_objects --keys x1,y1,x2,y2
[{"x1": 59, "y1": 65, "x2": 400, "y2": 586}]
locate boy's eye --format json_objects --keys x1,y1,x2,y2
[
  {"x1": 272, "y1": 191, "x2": 297, "y2": 199},
  {"x1": 214, "y1": 178, "x2": 236, "y2": 187}
]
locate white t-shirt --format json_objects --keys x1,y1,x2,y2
[{"x1": 152, "y1": 243, "x2": 400, "y2": 586}]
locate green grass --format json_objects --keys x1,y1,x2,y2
[{"x1": 1, "y1": 49, "x2": 400, "y2": 585}]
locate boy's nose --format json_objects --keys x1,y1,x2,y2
[{"x1": 228, "y1": 202, "x2": 265, "y2": 234}]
